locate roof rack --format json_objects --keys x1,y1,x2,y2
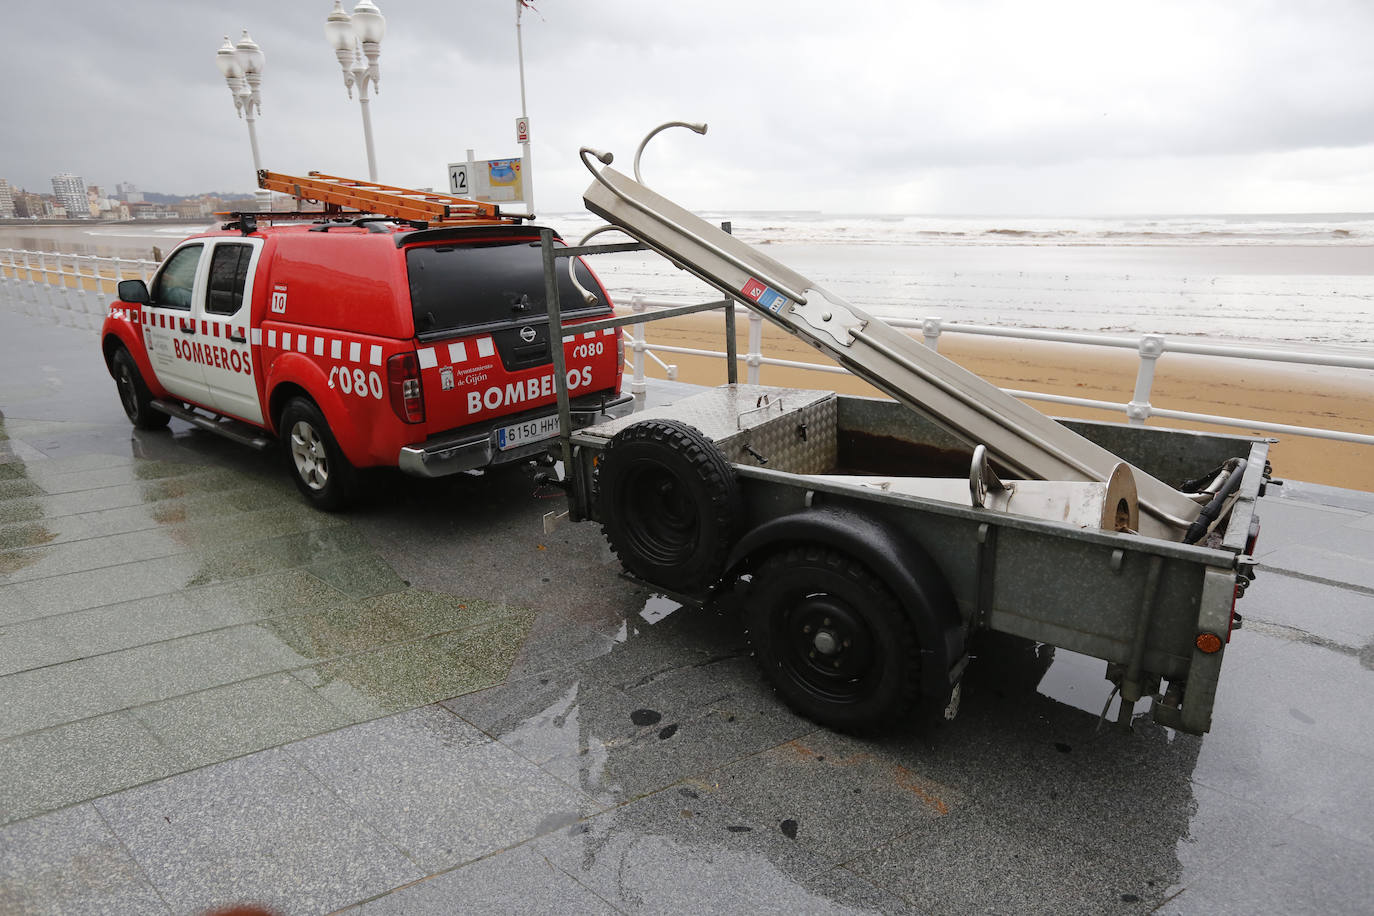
[{"x1": 253, "y1": 169, "x2": 527, "y2": 228}]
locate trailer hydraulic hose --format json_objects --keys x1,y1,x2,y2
[{"x1": 1182, "y1": 458, "x2": 1247, "y2": 545}]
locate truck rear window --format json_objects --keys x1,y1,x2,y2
[{"x1": 406, "y1": 241, "x2": 606, "y2": 338}]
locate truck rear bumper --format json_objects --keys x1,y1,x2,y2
[{"x1": 399, "y1": 391, "x2": 634, "y2": 478}]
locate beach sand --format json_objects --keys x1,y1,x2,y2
[{"x1": 630, "y1": 310, "x2": 1373, "y2": 492}]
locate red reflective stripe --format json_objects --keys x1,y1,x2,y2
[{"x1": 201, "y1": 320, "x2": 208, "y2": 335}]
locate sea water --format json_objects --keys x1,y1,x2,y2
[
  {"x1": 5, "y1": 212, "x2": 1372, "y2": 348},
  {"x1": 553, "y1": 211, "x2": 1374, "y2": 350}
]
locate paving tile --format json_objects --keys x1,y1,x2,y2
[
  {"x1": 0, "y1": 496, "x2": 44, "y2": 525},
  {"x1": 0, "y1": 803, "x2": 169, "y2": 915},
  {"x1": 0, "y1": 478, "x2": 45, "y2": 501},
  {"x1": 187, "y1": 568, "x2": 352, "y2": 622},
  {"x1": 1191, "y1": 717, "x2": 1370, "y2": 823},
  {"x1": 24, "y1": 459, "x2": 195, "y2": 495},
  {"x1": 0, "y1": 555, "x2": 203, "y2": 626},
  {"x1": 255, "y1": 603, "x2": 415, "y2": 662},
  {"x1": 2, "y1": 592, "x2": 227, "y2": 674},
  {"x1": 499, "y1": 613, "x2": 619, "y2": 681},
  {"x1": 442, "y1": 669, "x2": 634, "y2": 766},
  {"x1": 0, "y1": 616, "x2": 75, "y2": 676},
  {"x1": 534, "y1": 784, "x2": 918, "y2": 915},
  {"x1": 291, "y1": 635, "x2": 491, "y2": 719},
  {"x1": 307, "y1": 552, "x2": 409, "y2": 598},
  {"x1": 95, "y1": 625, "x2": 312, "y2": 710},
  {"x1": 286, "y1": 706, "x2": 598, "y2": 871},
  {"x1": 366, "y1": 588, "x2": 525, "y2": 638},
  {"x1": 706, "y1": 730, "x2": 962, "y2": 867},
  {"x1": 1260, "y1": 542, "x2": 1374, "y2": 590},
  {"x1": 433, "y1": 611, "x2": 538, "y2": 681},
  {"x1": 130, "y1": 673, "x2": 354, "y2": 769},
  {"x1": 0, "y1": 654, "x2": 127, "y2": 739},
  {"x1": 845, "y1": 801, "x2": 1145, "y2": 915},
  {"x1": 355, "y1": 843, "x2": 618, "y2": 915},
  {"x1": 22, "y1": 469, "x2": 242, "y2": 521},
  {"x1": 93, "y1": 748, "x2": 424, "y2": 915},
  {"x1": 469, "y1": 655, "x2": 810, "y2": 805},
  {"x1": 1240, "y1": 570, "x2": 1374, "y2": 651},
  {"x1": 1209, "y1": 629, "x2": 1374, "y2": 752},
  {"x1": 0, "y1": 519, "x2": 64, "y2": 550},
  {"x1": 1159, "y1": 816, "x2": 1374, "y2": 916},
  {"x1": 0, "y1": 712, "x2": 186, "y2": 825},
  {"x1": 182, "y1": 525, "x2": 372, "y2": 588}
]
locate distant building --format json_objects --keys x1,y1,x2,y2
[
  {"x1": 51, "y1": 172, "x2": 90, "y2": 219},
  {"x1": 173, "y1": 200, "x2": 212, "y2": 219},
  {"x1": 0, "y1": 179, "x2": 14, "y2": 218},
  {"x1": 13, "y1": 190, "x2": 52, "y2": 218},
  {"x1": 115, "y1": 182, "x2": 144, "y2": 204}
]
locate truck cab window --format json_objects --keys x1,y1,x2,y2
[
  {"x1": 207, "y1": 244, "x2": 253, "y2": 316},
  {"x1": 150, "y1": 244, "x2": 203, "y2": 310}
]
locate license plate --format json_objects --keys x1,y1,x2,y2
[{"x1": 497, "y1": 414, "x2": 560, "y2": 450}]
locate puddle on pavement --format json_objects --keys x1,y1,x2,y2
[
  {"x1": 640, "y1": 593, "x2": 684, "y2": 625},
  {"x1": 968, "y1": 631, "x2": 1124, "y2": 721}
]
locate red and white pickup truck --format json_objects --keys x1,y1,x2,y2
[{"x1": 99, "y1": 195, "x2": 626, "y2": 509}]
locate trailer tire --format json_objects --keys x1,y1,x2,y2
[
  {"x1": 597, "y1": 419, "x2": 741, "y2": 591},
  {"x1": 111, "y1": 346, "x2": 170, "y2": 430},
  {"x1": 745, "y1": 545, "x2": 921, "y2": 734}
]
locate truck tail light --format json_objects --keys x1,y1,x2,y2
[
  {"x1": 387, "y1": 352, "x2": 425, "y2": 424},
  {"x1": 616, "y1": 328, "x2": 625, "y2": 378}
]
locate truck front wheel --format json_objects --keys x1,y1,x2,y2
[
  {"x1": 280, "y1": 397, "x2": 357, "y2": 511},
  {"x1": 745, "y1": 545, "x2": 922, "y2": 734},
  {"x1": 111, "y1": 347, "x2": 170, "y2": 430}
]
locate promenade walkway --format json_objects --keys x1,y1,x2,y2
[{"x1": 1, "y1": 308, "x2": 1371, "y2": 914}]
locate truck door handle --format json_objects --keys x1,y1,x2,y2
[
  {"x1": 179, "y1": 323, "x2": 196, "y2": 334},
  {"x1": 228, "y1": 332, "x2": 246, "y2": 343}
]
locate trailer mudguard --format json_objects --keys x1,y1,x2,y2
[{"x1": 726, "y1": 505, "x2": 966, "y2": 699}]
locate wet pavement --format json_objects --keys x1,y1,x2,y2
[{"x1": 1, "y1": 305, "x2": 1372, "y2": 915}]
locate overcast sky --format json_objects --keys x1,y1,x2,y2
[{"x1": 6, "y1": 0, "x2": 1374, "y2": 215}]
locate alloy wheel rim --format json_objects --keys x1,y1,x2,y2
[{"x1": 290, "y1": 421, "x2": 329, "y2": 490}]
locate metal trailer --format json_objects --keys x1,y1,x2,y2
[{"x1": 537, "y1": 127, "x2": 1271, "y2": 736}]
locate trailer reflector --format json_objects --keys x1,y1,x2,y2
[{"x1": 1195, "y1": 633, "x2": 1224, "y2": 654}]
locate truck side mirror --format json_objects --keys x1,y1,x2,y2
[{"x1": 117, "y1": 279, "x2": 150, "y2": 305}]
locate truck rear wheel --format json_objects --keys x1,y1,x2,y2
[
  {"x1": 745, "y1": 545, "x2": 922, "y2": 733},
  {"x1": 280, "y1": 397, "x2": 357, "y2": 511},
  {"x1": 596, "y1": 419, "x2": 741, "y2": 592},
  {"x1": 111, "y1": 346, "x2": 170, "y2": 430}
]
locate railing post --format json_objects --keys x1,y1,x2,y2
[
  {"x1": 1127, "y1": 335, "x2": 1164, "y2": 425},
  {"x1": 629, "y1": 294, "x2": 648, "y2": 396},
  {"x1": 747, "y1": 312, "x2": 763, "y2": 385},
  {"x1": 922, "y1": 316, "x2": 944, "y2": 350},
  {"x1": 24, "y1": 251, "x2": 38, "y2": 315}
]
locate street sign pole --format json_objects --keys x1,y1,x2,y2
[{"x1": 515, "y1": 0, "x2": 534, "y2": 214}]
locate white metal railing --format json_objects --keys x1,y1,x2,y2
[
  {"x1": 0, "y1": 248, "x2": 159, "y2": 331},
  {"x1": 3, "y1": 249, "x2": 1368, "y2": 449},
  {"x1": 617, "y1": 296, "x2": 1374, "y2": 448}
]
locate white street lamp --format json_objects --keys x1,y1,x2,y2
[
  {"x1": 215, "y1": 30, "x2": 271, "y2": 210},
  {"x1": 325, "y1": 0, "x2": 386, "y2": 182}
]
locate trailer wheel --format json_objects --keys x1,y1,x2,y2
[
  {"x1": 111, "y1": 346, "x2": 170, "y2": 430},
  {"x1": 745, "y1": 545, "x2": 921, "y2": 733},
  {"x1": 597, "y1": 419, "x2": 741, "y2": 591},
  {"x1": 280, "y1": 397, "x2": 357, "y2": 511}
]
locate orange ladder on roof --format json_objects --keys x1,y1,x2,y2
[{"x1": 256, "y1": 169, "x2": 517, "y2": 226}]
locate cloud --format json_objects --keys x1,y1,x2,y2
[{"x1": 5, "y1": 0, "x2": 1374, "y2": 214}]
